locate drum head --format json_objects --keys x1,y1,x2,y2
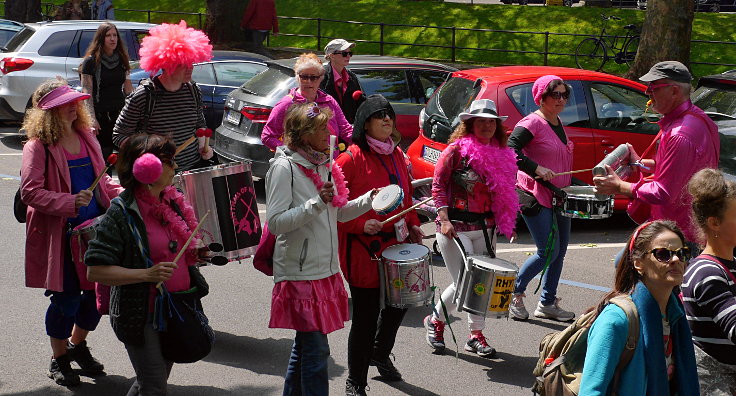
[
  {"x1": 372, "y1": 184, "x2": 403, "y2": 213},
  {"x1": 468, "y1": 255, "x2": 519, "y2": 272},
  {"x1": 562, "y1": 185, "x2": 610, "y2": 200},
  {"x1": 382, "y1": 243, "x2": 430, "y2": 262}
]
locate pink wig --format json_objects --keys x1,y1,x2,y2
[{"x1": 139, "y1": 20, "x2": 213, "y2": 74}]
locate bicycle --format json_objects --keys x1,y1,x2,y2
[{"x1": 575, "y1": 14, "x2": 640, "y2": 72}]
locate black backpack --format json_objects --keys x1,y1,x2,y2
[{"x1": 14, "y1": 144, "x2": 48, "y2": 223}]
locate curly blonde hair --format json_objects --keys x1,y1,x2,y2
[
  {"x1": 283, "y1": 102, "x2": 333, "y2": 150},
  {"x1": 448, "y1": 117, "x2": 508, "y2": 146},
  {"x1": 22, "y1": 79, "x2": 93, "y2": 145}
]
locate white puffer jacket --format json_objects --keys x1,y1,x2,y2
[{"x1": 266, "y1": 147, "x2": 372, "y2": 283}]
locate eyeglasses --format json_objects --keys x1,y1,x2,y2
[
  {"x1": 298, "y1": 74, "x2": 322, "y2": 82},
  {"x1": 645, "y1": 82, "x2": 675, "y2": 95},
  {"x1": 647, "y1": 247, "x2": 691, "y2": 263},
  {"x1": 370, "y1": 109, "x2": 394, "y2": 119},
  {"x1": 548, "y1": 91, "x2": 570, "y2": 100},
  {"x1": 160, "y1": 156, "x2": 176, "y2": 167},
  {"x1": 335, "y1": 51, "x2": 353, "y2": 57}
]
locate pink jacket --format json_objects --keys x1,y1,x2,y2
[
  {"x1": 631, "y1": 101, "x2": 719, "y2": 242},
  {"x1": 21, "y1": 130, "x2": 122, "y2": 291},
  {"x1": 261, "y1": 88, "x2": 353, "y2": 151},
  {"x1": 515, "y1": 113, "x2": 574, "y2": 208}
]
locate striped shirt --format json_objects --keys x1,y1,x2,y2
[
  {"x1": 681, "y1": 254, "x2": 736, "y2": 364},
  {"x1": 112, "y1": 77, "x2": 206, "y2": 171}
]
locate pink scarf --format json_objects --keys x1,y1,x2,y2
[
  {"x1": 366, "y1": 135, "x2": 396, "y2": 155},
  {"x1": 453, "y1": 134, "x2": 520, "y2": 237}
]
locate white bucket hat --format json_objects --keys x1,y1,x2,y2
[{"x1": 458, "y1": 99, "x2": 508, "y2": 122}]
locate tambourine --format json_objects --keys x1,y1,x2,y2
[{"x1": 372, "y1": 184, "x2": 404, "y2": 215}]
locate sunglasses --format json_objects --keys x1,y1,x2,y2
[
  {"x1": 335, "y1": 51, "x2": 353, "y2": 57},
  {"x1": 645, "y1": 82, "x2": 675, "y2": 95},
  {"x1": 370, "y1": 109, "x2": 394, "y2": 119},
  {"x1": 548, "y1": 91, "x2": 570, "y2": 100},
  {"x1": 647, "y1": 247, "x2": 691, "y2": 263},
  {"x1": 298, "y1": 74, "x2": 322, "y2": 82}
]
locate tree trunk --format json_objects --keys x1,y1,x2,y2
[
  {"x1": 4, "y1": 0, "x2": 42, "y2": 23},
  {"x1": 205, "y1": 0, "x2": 249, "y2": 50},
  {"x1": 625, "y1": 0, "x2": 694, "y2": 80}
]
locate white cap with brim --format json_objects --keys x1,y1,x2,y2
[
  {"x1": 458, "y1": 99, "x2": 508, "y2": 122},
  {"x1": 324, "y1": 39, "x2": 355, "y2": 55}
]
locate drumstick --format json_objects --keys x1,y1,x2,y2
[
  {"x1": 87, "y1": 154, "x2": 118, "y2": 191},
  {"x1": 534, "y1": 168, "x2": 594, "y2": 179},
  {"x1": 156, "y1": 210, "x2": 210, "y2": 290},
  {"x1": 328, "y1": 135, "x2": 336, "y2": 181},
  {"x1": 174, "y1": 128, "x2": 208, "y2": 157},
  {"x1": 379, "y1": 197, "x2": 433, "y2": 227}
]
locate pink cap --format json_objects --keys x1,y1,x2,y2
[
  {"x1": 532, "y1": 75, "x2": 563, "y2": 105},
  {"x1": 37, "y1": 85, "x2": 90, "y2": 110}
]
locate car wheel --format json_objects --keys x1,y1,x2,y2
[
  {"x1": 563, "y1": 0, "x2": 573, "y2": 6},
  {"x1": 519, "y1": 0, "x2": 529, "y2": 4},
  {"x1": 709, "y1": 2, "x2": 720, "y2": 12}
]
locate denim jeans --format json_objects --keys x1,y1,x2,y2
[
  {"x1": 283, "y1": 331, "x2": 330, "y2": 396},
  {"x1": 514, "y1": 207, "x2": 571, "y2": 306}
]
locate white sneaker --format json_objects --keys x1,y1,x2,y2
[
  {"x1": 509, "y1": 293, "x2": 529, "y2": 321},
  {"x1": 534, "y1": 298, "x2": 575, "y2": 322}
]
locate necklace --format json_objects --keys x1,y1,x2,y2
[
  {"x1": 294, "y1": 162, "x2": 349, "y2": 207},
  {"x1": 136, "y1": 186, "x2": 200, "y2": 260},
  {"x1": 161, "y1": 221, "x2": 178, "y2": 253}
]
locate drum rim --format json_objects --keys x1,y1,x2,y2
[
  {"x1": 372, "y1": 184, "x2": 404, "y2": 212},
  {"x1": 176, "y1": 160, "x2": 250, "y2": 176},
  {"x1": 381, "y1": 243, "x2": 431, "y2": 261}
]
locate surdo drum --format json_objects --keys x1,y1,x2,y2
[
  {"x1": 559, "y1": 186, "x2": 614, "y2": 220},
  {"x1": 380, "y1": 243, "x2": 432, "y2": 308},
  {"x1": 372, "y1": 184, "x2": 404, "y2": 215},
  {"x1": 174, "y1": 161, "x2": 261, "y2": 265},
  {"x1": 455, "y1": 255, "x2": 519, "y2": 319}
]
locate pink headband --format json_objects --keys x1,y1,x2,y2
[
  {"x1": 629, "y1": 221, "x2": 655, "y2": 254},
  {"x1": 532, "y1": 74, "x2": 563, "y2": 105},
  {"x1": 37, "y1": 85, "x2": 90, "y2": 110}
]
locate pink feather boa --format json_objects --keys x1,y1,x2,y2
[
  {"x1": 135, "y1": 185, "x2": 201, "y2": 260},
  {"x1": 139, "y1": 21, "x2": 213, "y2": 74},
  {"x1": 295, "y1": 163, "x2": 349, "y2": 207},
  {"x1": 453, "y1": 135, "x2": 520, "y2": 237}
]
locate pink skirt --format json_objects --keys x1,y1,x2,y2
[{"x1": 269, "y1": 272, "x2": 349, "y2": 334}]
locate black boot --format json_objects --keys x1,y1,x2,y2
[
  {"x1": 67, "y1": 340, "x2": 105, "y2": 375},
  {"x1": 48, "y1": 354, "x2": 81, "y2": 386},
  {"x1": 345, "y1": 381, "x2": 368, "y2": 396},
  {"x1": 369, "y1": 353, "x2": 402, "y2": 381}
]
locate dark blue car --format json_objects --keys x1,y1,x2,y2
[{"x1": 129, "y1": 50, "x2": 269, "y2": 130}]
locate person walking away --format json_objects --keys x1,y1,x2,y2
[
  {"x1": 55, "y1": 0, "x2": 91, "y2": 20},
  {"x1": 80, "y1": 22, "x2": 132, "y2": 163},
  {"x1": 321, "y1": 39, "x2": 365, "y2": 124},
  {"x1": 682, "y1": 168, "x2": 736, "y2": 395},
  {"x1": 112, "y1": 21, "x2": 214, "y2": 172},
  {"x1": 91, "y1": 0, "x2": 114, "y2": 20},
  {"x1": 240, "y1": 0, "x2": 278, "y2": 55}
]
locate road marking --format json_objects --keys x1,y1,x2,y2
[
  {"x1": 1, "y1": 174, "x2": 20, "y2": 180},
  {"x1": 496, "y1": 242, "x2": 625, "y2": 254},
  {"x1": 0, "y1": 153, "x2": 22, "y2": 155}
]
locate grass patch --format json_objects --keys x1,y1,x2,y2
[{"x1": 47, "y1": 0, "x2": 736, "y2": 77}]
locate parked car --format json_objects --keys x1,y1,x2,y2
[
  {"x1": 638, "y1": 0, "x2": 732, "y2": 12},
  {"x1": 692, "y1": 70, "x2": 736, "y2": 179},
  {"x1": 0, "y1": 19, "x2": 24, "y2": 48},
  {"x1": 127, "y1": 50, "x2": 269, "y2": 130},
  {"x1": 214, "y1": 55, "x2": 456, "y2": 178},
  {"x1": 500, "y1": 0, "x2": 581, "y2": 6},
  {"x1": 0, "y1": 20, "x2": 154, "y2": 121}
]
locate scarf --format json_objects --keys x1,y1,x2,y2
[
  {"x1": 135, "y1": 185, "x2": 201, "y2": 261},
  {"x1": 452, "y1": 134, "x2": 520, "y2": 237},
  {"x1": 296, "y1": 145, "x2": 328, "y2": 165},
  {"x1": 94, "y1": 51, "x2": 121, "y2": 103},
  {"x1": 366, "y1": 135, "x2": 396, "y2": 155},
  {"x1": 294, "y1": 162, "x2": 349, "y2": 208}
]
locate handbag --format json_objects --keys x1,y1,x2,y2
[
  {"x1": 159, "y1": 286, "x2": 214, "y2": 364},
  {"x1": 14, "y1": 144, "x2": 48, "y2": 223},
  {"x1": 253, "y1": 222, "x2": 275, "y2": 276},
  {"x1": 516, "y1": 187, "x2": 542, "y2": 217}
]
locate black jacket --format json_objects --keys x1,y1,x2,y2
[{"x1": 320, "y1": 65, "x2": 365, "y2": 124}]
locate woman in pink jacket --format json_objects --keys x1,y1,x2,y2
[
  {"x1": 20, "y1": 80, "x2": 121, "y2": 387},
  {"x1": 261, "y1": 53, "x2": 352, "y2": 154}
]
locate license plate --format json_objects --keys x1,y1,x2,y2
[
  {"x1": 422, "y1": 146, "x2": 441, "y2": 164},
  {"x1": 226, "y1": 110, "x2": 241, "y2": 125}
]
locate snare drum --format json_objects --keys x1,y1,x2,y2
[
  {"x1": 70, "y1": 216, "x2": 103, "y2": 290},
  {"x1": 372, "y1": 184, "x2": 404, "y2": 215},
  {"x1": 455, "y1": 256, "x2": 518, "y2": 319},
  {"x1": 559, "y1": 186, "x2": 614, "y2": 220},
  {"x1": 174, "y1": 161, "x2": 262, "y2": 264},
  {"x1": 380, "y1": 243, "x2": 432, "y2": 308}
]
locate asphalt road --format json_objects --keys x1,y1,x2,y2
[{"x1": 0, "y1": 125, "x2": 638, "y2": 396}]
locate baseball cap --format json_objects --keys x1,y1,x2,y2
[
  {"x1": 639, "y1": 61, "x2": 692, "y2": 83},
  {"x1": 324, "y1": 39, "x2": 355, "y2": 55}
]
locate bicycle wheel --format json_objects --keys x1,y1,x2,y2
[
  {"x1": 622, "y1": 35, "x2": 640, "y2": 67},
  {"x1": 575, "y1": 38, "x2": 607, "y2": 71}
]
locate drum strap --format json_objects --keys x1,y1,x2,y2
[{"x1": 534, "y1": 209, "x2": 558, "y2": 294}]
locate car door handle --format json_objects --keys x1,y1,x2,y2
[{"x1": 600, "y1": 140, "x2": 615, "y2": 147}]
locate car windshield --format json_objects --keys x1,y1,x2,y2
[
  {"x1": 240, "y1": 66, "x2": 294, "y2": 99},
  {"x1": 3, "y1": 26, "x2": 33, "y2": 52},
  {"x1": 426, "y1": 77, "x2": 479, "y2": 126}
]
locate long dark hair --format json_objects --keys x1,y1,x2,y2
[
  {"x1": 688, "y1": 168, "x2": 736, "y2": 244},
  {"x1": 448, "y1": 117, "x2": 508, "y2": 146},
  {"x1": 589, "y1": 220, "x2": 685, "y2": 318},
  {"x1": 117, "y1": 134, "x2": 176, "y2": 190},
  {"x1": 83, "y1": 22, "x2": 131, "y2": 71}
]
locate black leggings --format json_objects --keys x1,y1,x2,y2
[{"x1": 347, "y1": 285, "x2": 407, "y2": 386}]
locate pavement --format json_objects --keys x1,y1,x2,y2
[{"x1": 0, "y1": 125, "x2": 638, "y2": 395}]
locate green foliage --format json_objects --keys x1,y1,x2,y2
[{"x1": 60, "y1": 0, "x2": 736, "y2": 77}]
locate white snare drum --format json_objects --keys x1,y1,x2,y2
[
  {"x1": 174, "y1": 161, "x2": 261, "y2": 264},
  {"x1": 380, "y1": 243, "x2": 432, "y2": 308},
  {"x1": 560, "y1": 186, "x2": 614, "y2": 220},
  {"x1": 455, "y1": 255, "x2": 518, "y2": 319},
  {"x1": 372, "y1": 184, "x2": 404, "y2": 215}
]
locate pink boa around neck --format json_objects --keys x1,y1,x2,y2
[
  {"x1": 136, "y1": 185, "x2": 201, "y2": 261},
  {"x1": 295, "y1": 163, "x2": 349, "y2": 207},
  {"x1": 139, "y1": 21, "x2": 213, "y2": 74},
  {"x1": 453, "y1": 134, "x2": 520, "y2": 237}
]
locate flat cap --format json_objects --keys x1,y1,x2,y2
[{"x1": 639, "y1": 61, "x2": 692, "y2": 83}]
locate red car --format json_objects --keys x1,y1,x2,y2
[{"x1": 407, "y1": 66, "x2": 659, "y2": 210}]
